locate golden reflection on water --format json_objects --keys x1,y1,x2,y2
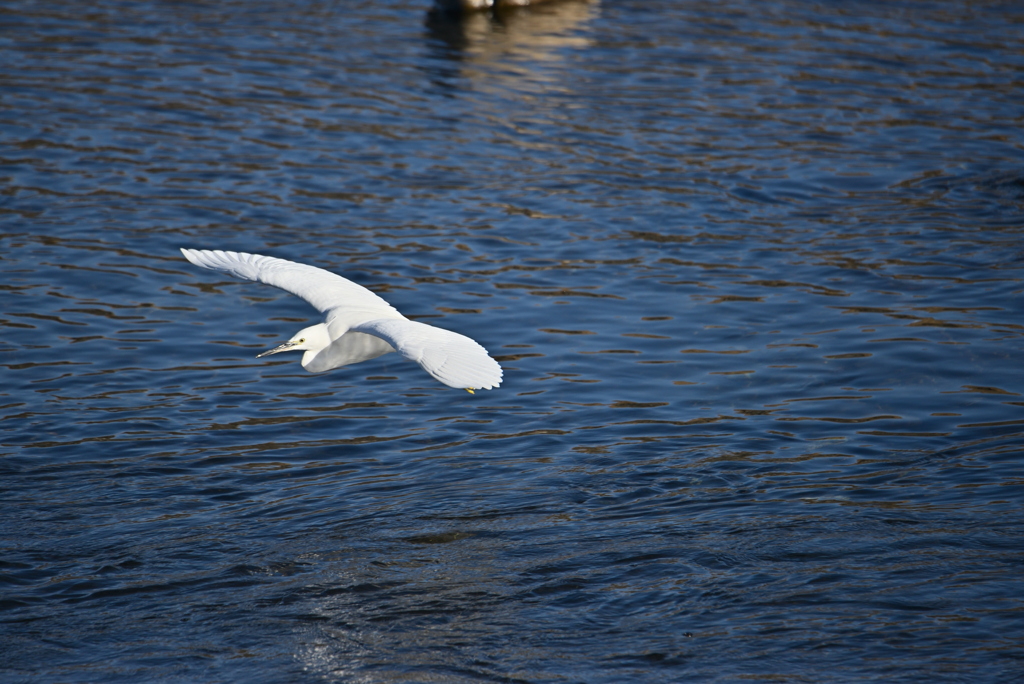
[{"x1": 430, "y1": 0, "x2": 600, "y2": 77}]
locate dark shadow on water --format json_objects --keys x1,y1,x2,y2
[{"x1": 424, "y1": 0, "x2": 599, "y2": 61}]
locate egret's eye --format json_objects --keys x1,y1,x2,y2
[{"x1": 299, "y1": 338, "x2": 305, "y2": 343}]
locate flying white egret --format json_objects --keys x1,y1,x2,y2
[{"x1": 180, "y1": 248, "x2": 502, "y2": 392}]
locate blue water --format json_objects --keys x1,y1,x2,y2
[{"x1": 2, "y1": 0, "x2": 1024, "y2": 681}]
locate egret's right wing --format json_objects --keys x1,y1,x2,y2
[
  {"x1": 352, "y1": 318, "x2": 502, "y2": 390},
  {"x1": 180, "y1": 248, "x2": 399, "y2": 317}
]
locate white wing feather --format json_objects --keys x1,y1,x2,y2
[
  {"x1": 353, "y1": 318, "x2": 503, "y2": 390},
  {"x1": 180, "y1": 248, "x2": 399, "y2": 318}
]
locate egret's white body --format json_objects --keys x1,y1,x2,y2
[{"x1": 181, "y1": 248, "x2": 502, "y2": 391}]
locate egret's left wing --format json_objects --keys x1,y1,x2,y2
[
  {"x1": 180, "y1": 248, "x2": 399, "y2": 317},
  {"x1": 352, "y1": 318, "x2": 502, "y2": 390}
]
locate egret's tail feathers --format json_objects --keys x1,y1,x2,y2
[{"x1": 352, "y1": 318, "x2": 502, "y2": 390}]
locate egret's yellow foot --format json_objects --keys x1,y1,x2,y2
[{"x1": 466, "y1": 388, "x2": 475, "y2": 394}]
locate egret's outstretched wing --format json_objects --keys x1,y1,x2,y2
[
  {"x1": 180, "y1": 248, "x2": 399, "y2": 317},
  {"x1": 353, "y1": 318, "x2": 502, "y2": 390}
]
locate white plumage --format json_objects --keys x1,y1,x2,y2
[{"x1": 180, "y1": 248, "x2": 502, "y2": 392}]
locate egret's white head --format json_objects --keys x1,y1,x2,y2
[{"x1": 256, "y1": 324, "x2": 331, "y2": 359}]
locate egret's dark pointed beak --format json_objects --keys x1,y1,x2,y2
[{"x1": 256, "y1": 341, "x2": 299, "y2": 358}]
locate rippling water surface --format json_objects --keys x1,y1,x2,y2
[{"x1": 3, "y1": 0, "x2": 1024, "y2": 681}]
